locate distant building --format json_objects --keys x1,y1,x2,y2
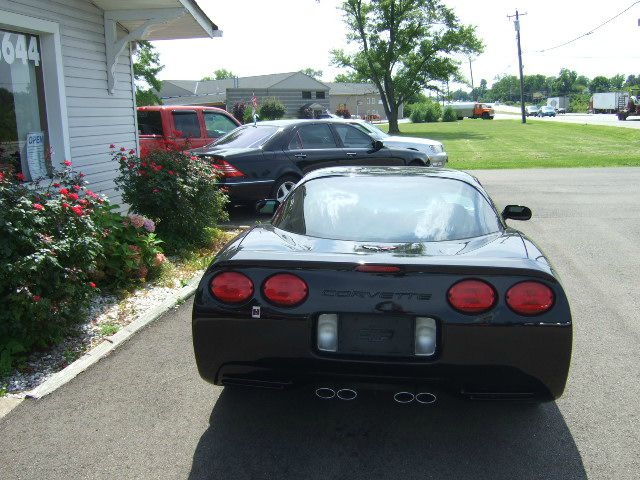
[
  {"x1": 159, "y1": 74, "x2": 399, "y2": 120},
  {"x1": 325, "y1": 82, "x2": 395, "y2": 120},
  {"x1": 160, "y1": 72, "x2": 330, "y2": 118}
]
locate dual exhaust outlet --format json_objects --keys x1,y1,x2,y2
[{"x1": 315, "y1": 387, "x2": 437, "y2": 404}]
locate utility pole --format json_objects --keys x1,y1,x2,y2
[
  {"x1": 508, "y1": 9, "x2": 527, "y2": 124},
  {"x1": 469, "y1": 57, "x2": 475, "y2": 100}
]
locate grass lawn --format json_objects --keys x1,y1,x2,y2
[{"x1": 383, "y1": 119, "x2": 640, "y2": 169}]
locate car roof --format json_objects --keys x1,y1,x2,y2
[{"x1": 300, "y1": 166, "x2": 484, "y2": 191}]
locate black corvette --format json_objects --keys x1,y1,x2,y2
[
  {"x1": 190, "y1": 120, "x2": 431, "y2": 203},
  {"x1": 192, "y1": 167, "x2": 572, "y2": 403}
]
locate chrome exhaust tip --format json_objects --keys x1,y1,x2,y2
[
  {"x1": 336, "y1": 388, "x2": 357, "y2": 401},
  {"x1": 315, "y1": 387, "x2": 336, "y2": 400},
  {"x1": 393, "y1": 391, "x2": 415, "y2": 404},
  {"x1": 415, "y1": 392, "x2": 437, "y2": 405}
]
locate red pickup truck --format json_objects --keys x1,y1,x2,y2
[{"x1": 137, "y1": 105, "x2": 240, "y2": 157}]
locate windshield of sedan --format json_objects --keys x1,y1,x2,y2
[
  {"x1": 351, "y1": 122, "x2": 389, "y2": 140},
  {"x1": 273, "y1": 176, "x2": 501, "y2": 242},
  {"x1": 210, "y1": 125, "x2": 280, "y2": 149}
]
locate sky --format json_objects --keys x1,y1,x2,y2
[{"x1": 152, "y1": 0, "x2": 640, "y2": 88}]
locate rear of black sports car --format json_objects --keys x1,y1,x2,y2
[
  {"x1": 192, "y1": 168, "x2": 572, "y2": 403},
  {"x1": 192, "y1": 234, "x2": 572, "y2": 403}
]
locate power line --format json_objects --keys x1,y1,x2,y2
[{"x1": 529, "y1": 1, "x2": 640, "y2": 53}]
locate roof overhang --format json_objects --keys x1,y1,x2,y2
[{"x1": 98, "y1": 0, "x2": 221, "y2": 93}]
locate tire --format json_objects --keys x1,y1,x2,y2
[
  {"x1": 271, "y1": 175, "x2": 299, "y2": 202},
  {"x1": 482, "y1": 112, "x2": 490, "y2": 119}
]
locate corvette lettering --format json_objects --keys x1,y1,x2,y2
[{"x1": 322, "y1": 290, "x2": 431, "y2": 300}]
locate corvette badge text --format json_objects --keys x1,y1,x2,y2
[{"x1": 322, "y1": 290, "x2": 432, "y2": 300}]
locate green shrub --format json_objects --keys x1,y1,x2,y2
[
  {"x1": 0, "y1": 162, "x2": 104, "y2": 375},
  {"x1": 299, "y1": 105, "x2": 314, "y2": 119},
  {"x1": 113, "y1": 143, "x2": 228, "y2": 250},
  {"x1": 243, "y1": 106, "x2": 256, "y2": 124},
  {"x1": 442, "y1": 106, "x2": 458, "y2": 122},
  {"x1": 569, "y1": 93, "x2": 590, "y2": 113},
  {"x1": 93, "y1": 206, "x2": 165, "y2": 285},
  {"x1": 424, "y1": 99, "x2": 442, "y2": 123},
  {"x1": 259, "y1": 97, "x2": 286, "y2": 120},
  {"x1": 409, "y1": 103, "x2": 427, "y2": 123},
  {"x1": 232, "y1": 102, "x2": 246, "y2": 123}
]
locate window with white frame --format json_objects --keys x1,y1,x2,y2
[
  {"x1": 0, "y1": 28, "x2": 49, "y2": 180},
  {"x1": 1, "y1": 10, "x2": 71, "y2": 181}
]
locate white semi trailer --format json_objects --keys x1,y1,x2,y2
[{"x1": 591, "y1": 92, "x2": 628, "y2": 114}]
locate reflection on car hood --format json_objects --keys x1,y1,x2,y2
[
  {"x1": 214, "y1": 225, "x2": 555, "y2": 278},
  {"x1": 188, "y1": 145, "x2": 258, "y2": 157},
  {"x1": 383, "y1": 136, "x2": 441, "y2": 147}
]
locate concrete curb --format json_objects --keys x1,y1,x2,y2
[{"x1": 23, "y1": 273, "x2": 202, "y2": 401}]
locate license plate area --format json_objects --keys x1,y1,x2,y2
[{"x1": 338, "y1": 314, "x2": 414, "y2": 357}]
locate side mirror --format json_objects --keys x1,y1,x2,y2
[
  {"x1": 255, "y1": 199, "x2": 280, "y2": 215},
  {"x1": 502, "y1": 205, "x2": 532, "y2": 221},
  {"x1": 372, "y1": 140, "x2": 384, "y2": 150}
]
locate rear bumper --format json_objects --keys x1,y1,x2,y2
[
  {"x1": 192, "y1": 315, "x2": 572, "y2": 401},
  {"x1": 220, "y1": 179, "x2": 274, "y2": 204}
]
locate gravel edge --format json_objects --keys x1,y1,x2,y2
[{"x1": 0, "y1": 272, "x2": 202, "y2": 420}]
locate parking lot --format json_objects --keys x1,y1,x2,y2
[{"x1": 1, "y1": 167, "x2": 639, "y2": 480}]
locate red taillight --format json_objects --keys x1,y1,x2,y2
[
  {"x1": 213, "y1": 158, "x2": 245, "y2": 178},
  {"x1": 210, "y1": 272, "x2": 253, "y2": 303},
  {"x1": 506, "y1": 281, "x2": 554, "y2": 315},
  {"x1": 448, "y1": 279, "x2": 496, "y2": 314},
  {"x1": 262, "y1": 273, "x2": 308, "y2": 307},
  {"x1": 355, "y1": 265, "x2": 401, "y2": 273}
]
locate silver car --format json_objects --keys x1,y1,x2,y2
[{"x1": 338, "y1": 119, "x2": 448, "y2": 168}]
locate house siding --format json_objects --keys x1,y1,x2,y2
[{"x1": 0, "y1": 0, "x2": 137, "y2": 206}]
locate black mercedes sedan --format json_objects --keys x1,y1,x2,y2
[
  {"x1": 190, "y1": 120, "x2": 431, "y2": 203},
  {"x1": 192, "y1": 167, "x2": 572, "y2": 404}
]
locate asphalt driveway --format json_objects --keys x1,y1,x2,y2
[{"x1": 1, "y1": 167, "x2": 639, "y2": 479}]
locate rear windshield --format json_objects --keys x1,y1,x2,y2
[
  {"x1": 273, "y1": 176, "x2": 501, "y2": 242},
  {"x1": 211, "y1": 125, "x2": 279, "y2": 149}
]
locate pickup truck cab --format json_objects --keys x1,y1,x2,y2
[{"x1": 137, "y1": 105, "x2": 240, "y2": 157}]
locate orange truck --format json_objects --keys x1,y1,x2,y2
[
  {"x1": 447, "y1": 102, "x2": 495, "y2": 120},
  {"x1": 137, "y1": 106, "x2": 241, "y2": 157}
]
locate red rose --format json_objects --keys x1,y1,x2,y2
[
  {"x1": 109, "y1": 144, "x2": 116, "y2": 149},
  {"x1": 129, "y1": 149, "x2": 135, "y2": 154},
  {"x1": 141, "y1": 162, "x2": 147, "y2": 167},
  {"x1": 16, "y1": 172, "x2": 25, "y2": 181},
  {"x1": 73, "y1": 185, "x2": 81, "y2": 191},
  {"x1": 120, "y1": 156, "x2": 127, "y2": 162},
  {"x1": 59, "y1": 188, "x2": 69, "y2": 195},
  {"x1": 153, "y1": 188, "x2": 160, "y2": 193},
  {"x1": 71, "y1": 205, "x2": 83, "y2": 216},
  {"x1": 68, "y1": 193, "x2": 79, "y2": 201},
  {"x1": 62, "y1": 202, "x2": 69, "y2": 209},
  {"x1": 89, "y1": 282, "x2": 97, "y2": 289},
  {"x1": 64, "y1": 160, "x2": 72, "y2": 166},
  {"x1": 78, "y1": 172, "x2": 85, "y2": 178},
  {"x1": 155, "y1": 165, "x2": 163, "y2": 171},
  {"x1": 120, "y1": 146, "x2": 126, "y2": 152},
  {"x1": 33, "y1": 203, "x2": 44, "y2": 211},
  {"x1": 53, "y1": 183, "x2": 61, "y2": 188},
  {"x1": 33, "y1": 295, "x2": 41, "y2": 303},
  {"x1": 168, "y1": 170, "x2": 174, "y2": 175}
]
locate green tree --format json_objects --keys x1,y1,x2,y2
[
  {"x1": 589, "y1": 76, "x2": 611, "y2": 93},
  {"x1": 133, "y1": 41, "x2": 163, "y2": 106},
  {"x1": 201, "y1": 69, "x2": 235, "y2": 81},
  {"x1": 609, "y1": 74, "x2": 625, "y2": 90},
  {"x1": 553, "y1": 68, "x2": 578, "y2": 95},
  {"x1": 300, "y1": 68, "x2": 323, "y2": 79},
  {"x1": 331, "y1": 0, "x2": 482, "y2": 134},
  {"x1": 333, "y1": 71, "x2": 368, "y2": 83}
]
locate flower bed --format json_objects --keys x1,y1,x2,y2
[{"x1": 0, "y1": 143, "x2": 229, "y2": 387}]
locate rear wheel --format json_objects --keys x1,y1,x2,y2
[{"x1": 271, "y1": 175, "x2": 299, "y2": 202}]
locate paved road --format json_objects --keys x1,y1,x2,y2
[
  {"x1": 494, "y1": 112, "x2": 640, "y2": 129},
  {"x1": 2, "y1": 168, "x2": 639, "y2": 479}
]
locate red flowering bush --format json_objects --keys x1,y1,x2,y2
[
  {"x1": 0, "y1": 162, "x2": 104, "y2": 374},
  {"x1": 113, "y1": 143, "x2": 228, "y2": 249}
]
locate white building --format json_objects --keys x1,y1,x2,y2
[{"x1": 0, "y1": 0, "x2": 219, "y2": 205}]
